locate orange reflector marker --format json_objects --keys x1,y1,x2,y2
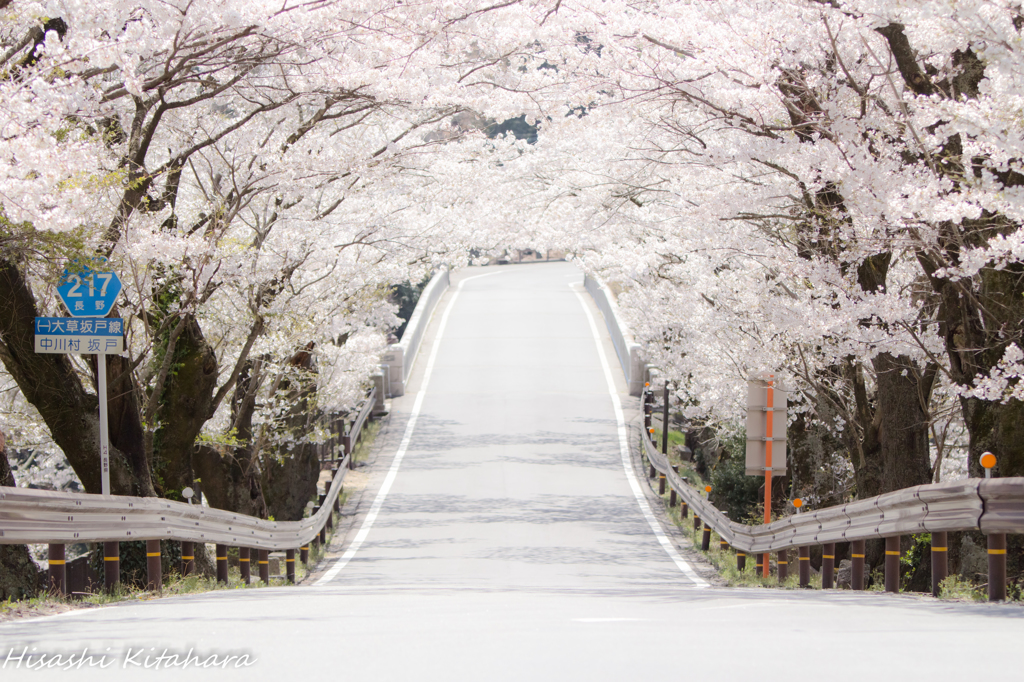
[
  {"x1": 981, "y1": 452, "x2": 997, "y2": 469},
  {"x1": 792, "y1": 498, "x2": 803, "y2": 509},
  {"x1": 705, "y1": 485, "x2": 712, "y2": 493}
]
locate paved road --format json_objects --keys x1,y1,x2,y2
[{"x1": 3, "y1": 263, "x2": 1024, "y2": 680}]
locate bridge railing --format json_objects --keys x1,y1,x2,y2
[
  {"x1": 639, "y1": 389, "x2": 1024, "y2": 600},
  {"x1": 0, "y1": 387, "x2": 380, "y2": 596},
  {"x1": 380, "y1": 268, "x2": 450, "y2": 398}
]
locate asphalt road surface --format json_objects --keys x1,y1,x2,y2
[{"x1": 3, "y1": 263, "x2": 1023, "y2": 681}]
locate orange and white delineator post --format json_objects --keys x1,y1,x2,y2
[{"x1": 762, "y1": 376, "x2": 774, "y2": 577}]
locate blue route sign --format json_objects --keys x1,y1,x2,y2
[
  {"x1": 34, "y1": 317, "x2": 124, "y2": 355},
  {"x1": 57, "y1": 263, "x2": 122, "y2": 318}
]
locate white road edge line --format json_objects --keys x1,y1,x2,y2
[
  {"x1": 570, "y1": 284, "x2": 709, "y2": 588},
  {"x1": 315, "y1": 271, "x2": 502, "y2": 585}
]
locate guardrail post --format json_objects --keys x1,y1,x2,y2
[
  {"x1": 884, "y1": 536, "x2": 900, "y2": 593},
  {"x1": 216, "y1": 544, "x2": 228, "y2": 584},
  {"x1": 851, "y1": 539, "x2": 866, "y2": 590},
  {"x1": 258, "y1": 549, "x2": 270, "y2": 583},
  {"x1": 301, "y1": 545, "x2": 309, "y2": 565},
  {"x1": 719, "y1": 538, "x2": 729, "y2": 552},
  {"x1": 332, "y1": 467, "x2": 341, "y2": 512},
  {"x1": 701, "y1": 526, "x2": 712, "y2": 551},
  {"x1": 799, "y1": 546, "x2": 810, "y2": 587},
  {"x1": 736, "y1": 551, "x2": 746, "y2": 571},
  {"x1": 239, "y1": 547, "x2": 250, "y2": 585},
  {"x1": 822, "y1": 543, "x2": 835, "y2": 589},
  {"x1": 643, "y1": 387, "x2": 652, "y2": 431},
  {"x1": 648, "y1": 461, "x2": 656, "y2": 478},
  {"x1": 929, "y1": 531, "x2": 947, "y2": 598},
  {"x1": 180, "y1": 541, "x2": 194, "y2": 577},
  {"x1": 755, "y1": 553, "x2": 763, "y2": 575},
  {"x1": 312, "y1": 505, "x2": 322, "y2": 550},
  {"x1": 286, "y1": 549, "x2": 296, "y2": 584},
  {"x1": 693, "y1": 513, "x2": 701, "y2": 532},
  {"x1": 319, "y1": 523, "x2": 327, "y2": 545},
  {"x1": 48, "y1": 544, "x2": 66, "y2": 596},
  {"x1": 104, "y1": 541, "x2": 120, "y2": 591},
  {"x1": 988, "y1": 533, "x2": 1007, "y2": 602},
  {"x1": 146, "y1": 539, "x2": 162, "y2": 592},
  {"x1": 777, "y1": 549, "x2": 788, "y2": 581},
  {"x1": 658, "y1": 472, "x2": 666, "y2": 495}
]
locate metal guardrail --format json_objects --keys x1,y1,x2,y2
[
  {"x1": 381, "y1": 268, "x2": 451, "y2": 397},
  {"x1": 341, "y1": 386, "x2": 376, "y2": 468},
  {"x1": 0, "y1": 454, "x2": 348, "y2": 549},
  {"x1": 0, "y1": 386, "x2": 381, "y2": 595},
  {"x1": 639, "y1": 390, "x2": 1024, "y2": 600},
  {"x1": 584, "y1": 273, "x2": 645, "y2": 396}
]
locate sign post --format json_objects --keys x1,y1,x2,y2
[
  {"x1": 746, "y1": 374, "x2": 787, "y2": 577},
  {"x1": 38, "y1": 262, "x2": 124, "y2": 496}
]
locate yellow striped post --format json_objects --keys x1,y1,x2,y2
[
  {"x1": 258, "y1": 549, "x2": 270, "y2": 583},
  {"x1": 104, "y1": 541, "x2": 120, "y2": 592},
  {"x1": 146, "y1": 539, "x2": 162, "y2": 592},
  {"x1": 884, "y1": 536, "x2": 901, "y2": 593},
  {"x1": 239, "y1": 547, "x2": 251, "y2": 585},
  {"x1": 180, "y1": 541, "x2": 194, "y2": 577},
  {"x1": 930, "y1": 531, "x2": 947, "y2": 597},
  {"x1": 48, "y1": 544, "x2": 66, "y2": 596},
  {"x1": 851, "y1": 539, "x2": 866, "y2": 590},
  {"x1": 988, "y1": 533, "x2": 1007, "y2": 602},
  {"x1": 286, "y1": 549, "x2": 296, "y2": 584},
  {"x1": 821, "y1": 543, "x2": 836, "y2": 589},
  {"x1": 216, "y1": 544, "x2": 229, "y2": 584}
]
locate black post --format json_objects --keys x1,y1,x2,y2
[
  {"x1": 239, "y1": 547, "x2": 251, "y2": 585},
  {"x1": 48, "y1": 544, "x2": 66, "y2": 596},
  {"x1": 258, "y1": 549, "x2": 270, "y2": 583},
  {"x1": 146, "y1": 539, "x2": 162, "y2": 592},
  {"x1": 851, "y1": 539, "x2": 866, "y2": 591},
  {"x1": 662, "y1": 385, "x2": 670, "y2": 455},
  {"x1": 286, "y1": 549, "x2": 296, "y2": 584},
  {"x1": 822, "y1": 543, "x2": 835, "y2": 589},
  {"x1": 884, "y1": 536, "x2": 900, "y2": 593},
  {"x1": 216, "y1": 544, "x2": 228, "y2": 584},
  {"x1": 931, "y1": 531, "x2": 948, "y2": 598},
  {"x1": 180, "y1": 541, "x2": 194, "y2": 577},
  {"x1": 798, "y1": 546, "x2": 810, "y2": 587},
  {"x1": 104, "y1": 541, "x2": 120, "y2": 591},
  {"x1": 988, "y1": 533, "x2": 1007, "y2": 602}
]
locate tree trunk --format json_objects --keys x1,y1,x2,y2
[
  {"x1": 0, "y1": 444, "x2": 44, "y2": 599},
  {"x1": 871, "y1": 353, "x2": 934, "y2": 494},
  {"x1": 151, "y1": 314, "x2": 218, "y2": 500}
]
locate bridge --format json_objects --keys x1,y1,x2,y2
[{"x1": 2, "y1": 263, "x2": 1022, "y2": 679}]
